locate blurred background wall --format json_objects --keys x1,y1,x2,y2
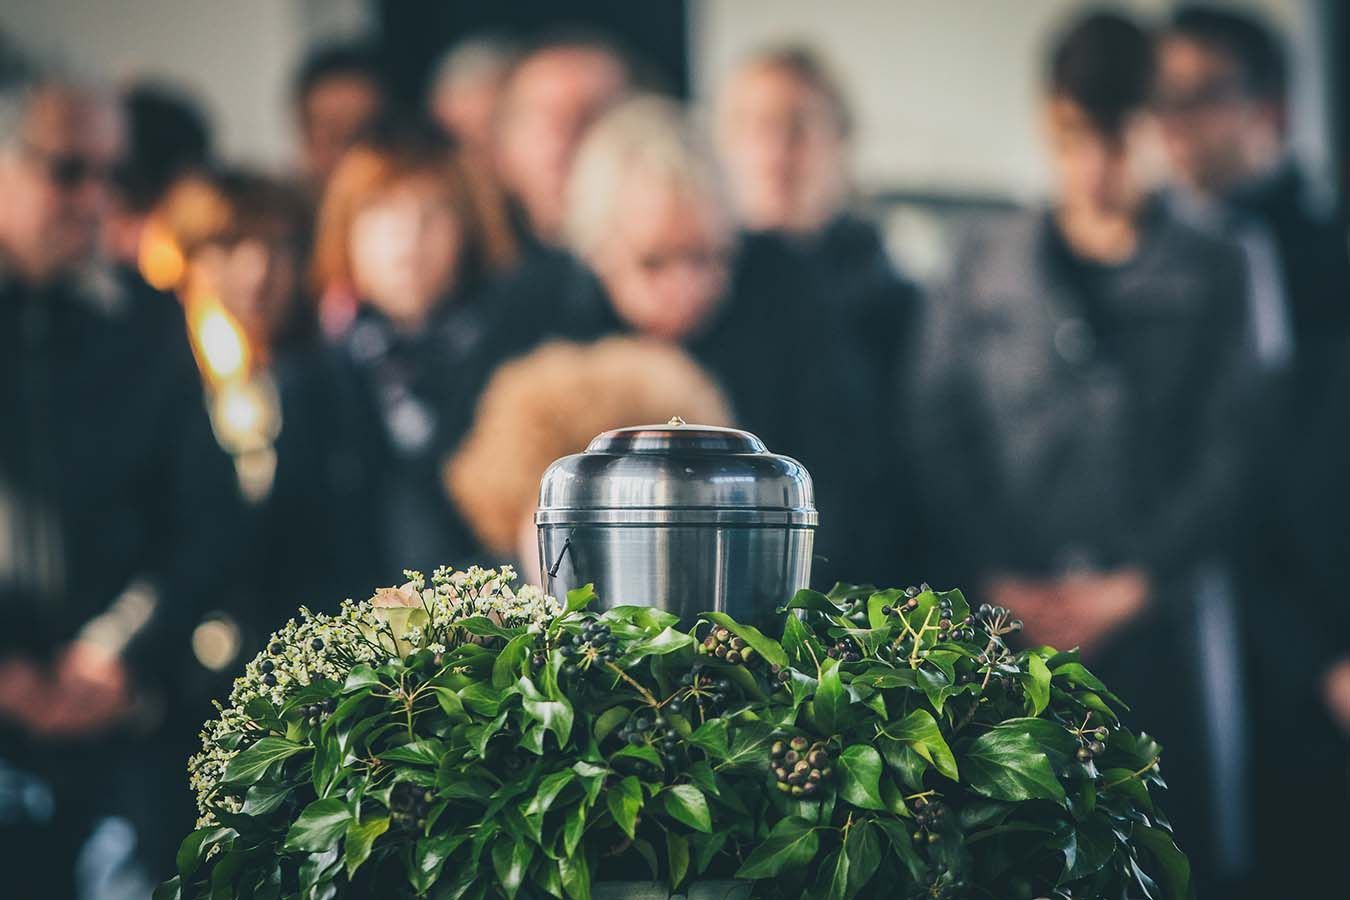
[{"x1": 2, "y1": 0, "x2": 1337, "y2": 197}]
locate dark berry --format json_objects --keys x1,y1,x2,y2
[{"x1": 311, "y1": 638, "x2": 324, "y2": 651}]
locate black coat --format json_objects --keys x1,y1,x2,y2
[
  {"x1": 0, "y1": 266, "x2": 243, "y2": 702},
  {"x1": 910, "y1": 205, "x2": 1261, "y2": 887},
  {"x1": 255, "y1": 280, "x2": 553, "y2": 617}
]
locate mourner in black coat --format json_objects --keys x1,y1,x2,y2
[
  {"x1": 912, "y1": 14, "x2": 1266, "y2": 895},
  {"x1": 0, "y1": 77, "x2": 244, "y2": 895}
]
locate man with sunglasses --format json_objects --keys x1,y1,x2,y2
[
  {"x1": 0, "y1": 68, "x2": 242, "y2": 894},
  {"x1": 1157, "y1": 7, "x2": 1350, "y2": 897}
]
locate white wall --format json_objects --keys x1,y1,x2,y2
[
  {"x1": 692, "y1": 0, "x2": 1334, "y2": 201},
  {"x1": 0, "y1": 0, "x2": 371, "y2": 171}
]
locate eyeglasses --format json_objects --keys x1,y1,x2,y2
[
  {"x1": 1153, "y1": 78, "x2": 1248, "y2": 116},
  {"x1": 20, "y1": 141, "x2": 116, "y2": 190}
]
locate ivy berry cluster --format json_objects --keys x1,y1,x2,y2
[
  {"x1": 617, "y1": 711, "x2": 682, "y2": 765},
  {"x1": 768, "y1": 736, "x2": 833, "y2": 798},
  {"x1": 388, "y1": 782, "x2": 435, "y2": 831},
  {"x1": 668, "y1": 671, "x2": 732, "y2": 717},
  {"x1": 560, "y1": 618, "x2": 618, "y2": 675},
  {"x1": 700, "y1": 626, "x2": 756, "y2": 665}
]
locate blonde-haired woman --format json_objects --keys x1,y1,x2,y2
[
  {"x1": 446, "y1": 335, "x2": 734, "y2": 583},
  {"x1": 554, "y1": 94, "x2": 901, "y2": 589}
]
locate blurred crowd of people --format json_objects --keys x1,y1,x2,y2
[{"x1": 0, "y1": 5, "x2": 1347, "y2": 898}]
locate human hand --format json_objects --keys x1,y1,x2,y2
[
  {"x1": 1322, "y1": 657, "x2": 1350, "y2": 737},
  {"x1": 24, "y1": 642, "x2": 132, "y2": 738},
  {"x1": 988, "y1": 569, "x2": 1150, "y2": 658},
  {"x1": 0, "y1": 656, "x2": 47, "y2": 724}
]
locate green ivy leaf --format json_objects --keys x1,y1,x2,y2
[
  {"x1": 493, "y1": 634, "x2": 534, "y2": 689},
  {"x1": 519, "y1": 677, "x2": 574, "y2": 749},
  {"x1": 344, "y1": 815, "x2": 389, "y2": 878},
  {"x1": 560, "y1": 849, "x2": 591, "y2": 900},
  {"x1": 1025, "y1": 653, "x2": 1051, "y2": 715},
  {"x1": 284, "y1": 797, "x2": 351, "y2": 852},
  {"x1": 566, "y1": 584, "x2": 598, "y2": 612},
  {"x1": 607, "y1": 775, "x2": 643, "y2": 839},
  {"x1": 882, "y1": 709, "x2": 959, "y2": 781},
  {"x1": 666, "y1": 829, "x2": 690, "y2": 889},
  {"x1": 1052, "y1": 662, "x2": 1126, "y2": 708},
  {"x1": 627, "y1": 626, "x2": 696, "y2": 660},
  {"x1": 524, "y1": 769, "x2": 576, "y2": 818},
  {"x1": 687, "y1": 719, "x2": 730, "y2": 760},
  {"x1": 844, "y1": 820, "x2": 882, "y2": 897},
  {"x1": 836, "y1": 745, "x2": 886, "y2": 810},
  {"x1": 379, "y1": 739, "x2": 446, "y2": 767},
  {"x1": 814, "y1": 658, "x2": 848, "y2": 733},
  {"x1": 873, "y1": 818, "x2": 928, "y2": 883},
  {"x1": 736, "y1": 817, "x2": 820, "y2": 879},
  {"x1": 661, "y1": 784, "x2": 712, "y2": 833},
  {"x1": 175, "y1": 825, "x2": 233, "y2": 877},
  {"x1": 1133, "y1": 824, "x2": 1192, "y2": 900},
  {"x1": 963, "y1": 729, "x2": 1066, "y2": 804},
  {"x1": 781, "y1": 588, "x2": 846, "y2": 615},
  {"x1": 407, "y1": 832, "x2": 470, "y2": 894},
  {"x1": 222, "y1": 737, "x2": 305, "y2": 786},
  {"x1": 1066, "y1": 813, "x2": 1115, "y2": 879},
  {"x1": 241, "y1": 780, "x2": 292, "y2": 817},
  {"x1": 866, "y1": 589, "x2": 905, "y2": 629},
  {"x1": 342, "y1": 664, "x2": 382, "y2": 693},
  {"x1": 490, "y1": 837, "x2": 531, "y2": 900}
]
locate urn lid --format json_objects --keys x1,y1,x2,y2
[{"x1": 536, "y1": 419, "x2": 816, "y2": 526}]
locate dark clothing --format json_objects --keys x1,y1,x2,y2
[
  {"x1": 0, "y1": 265, "x2": 241, "y2": 683},
  {"x1": 914, "y1": 205, "x2": 1257, "y2": 582},
  {"x1": 259, "y1": 289, "x2": 520, "y2": 614},
  {"x1": 1178, "y1": 166, "x2": 1350, "y2": 900},
  {"x1": 911, "y1": 204, "x2": 1260, "y2": 892},
  {"x1": 531, "y1": 235, "x2": 904, "y2": 589},
  {"x1": 0, "y1": 263, "x2": 243, "y2": 895},
  {"x1": 767, "y1": 214, "x2": 920, "y2": 407}
]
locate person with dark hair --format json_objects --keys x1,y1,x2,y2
[
  {"x1": 716, "y1": 44, "x2": 918, "y2": 421},
  {"x1": 1158, "y1": 8, "x2": 1350, "y2": 895},
  {"x1": 292, "y1": 41, "x2": 387, "y2": 194},
  {"x1": 103, "y1": 81, "x2": 212, "y2": 267},
  {"x1": 154, "y1": 167, "x2": 313, "y2": 358},
  {"x1": 0, "y1": 69, "x2": 243, "y2": 894},
  {"x1": 493, "y1": 31, "x2": 633, "y2": 246},
  {"x1": 911, "y1": 12, "x2": 1261, "y2": 894}
]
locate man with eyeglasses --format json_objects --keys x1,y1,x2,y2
[
  {"x1": 0, "y1": 66, "x2": 242, "y2": 894},
  {"x1": 1157, "y1": 7, "x2": 1350, "y2": 896}
]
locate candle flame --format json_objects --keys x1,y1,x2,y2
[{"x1": 187, "y1": 294, "x2": 251, "y2": 387}]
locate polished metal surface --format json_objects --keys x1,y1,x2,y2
[{"x1": 536, "y1": 420, "x2": 815, "y2": 627}]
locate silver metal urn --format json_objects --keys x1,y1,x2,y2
[{"x1": 536, "y1": 419, "x2": 816, "y2": 626}]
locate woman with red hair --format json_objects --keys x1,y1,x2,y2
[{"x1": 254, "y1": 121, "x2": 522, "y2": 612}]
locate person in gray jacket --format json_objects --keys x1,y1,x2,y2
[{"x1": 910, "y1": 13, "x2": 1262, "y2": 896}]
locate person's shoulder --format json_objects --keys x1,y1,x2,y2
[{"x1": 1144, "y1": 200, "x2": 1248, "y2": 274}]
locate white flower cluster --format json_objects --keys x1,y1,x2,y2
[
  {"x1": 430, "y1": 564, "x2": 563, "y2": 632},
  {"x1": 186, "y1": 565, "x2": 560, "y2": 827}
]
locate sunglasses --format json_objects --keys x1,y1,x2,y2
[
  {"x1": 1153, "y1": 78, "x2": 1248, "y2": 116},
  {"x1": 21, "y1": 142, "x2": 116, "y2": 190}
]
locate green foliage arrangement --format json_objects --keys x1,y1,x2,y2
[{"x1": 159, "y1": 566, "x2": 1190, "y2": 900}]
